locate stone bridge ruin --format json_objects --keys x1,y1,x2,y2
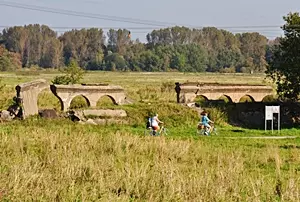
[
  {"x1": 175, "y1": 82, "x2": 274, "y2": 104},
  {"x1": 16, "y1": 79, "x2": 49, "y2": 118},
  {"x1": 50, "y1": 84, "x2": 127, "y2": 111},
  {"x1": 15, "y1": 80, "x2": 128, "y2": 118}
]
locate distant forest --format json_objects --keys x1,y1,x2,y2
[{"x1": 0, "y1": 24, "x2": 279, "y2": 72}]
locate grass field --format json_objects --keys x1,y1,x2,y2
[{"x1": 1, "y1": 71, "x2": 300, "y2": 201}]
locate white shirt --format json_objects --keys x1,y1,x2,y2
[{"x1": 151, "y1": 116, "x2": 158, "y2": 127}]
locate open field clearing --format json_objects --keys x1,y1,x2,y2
[{"x1": 0, "y1": 71, "x2": 299, "y2": 201}]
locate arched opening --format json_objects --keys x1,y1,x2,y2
[
  {"x1": 218, "y1": 95, "x2": 232, "y2": 103},
  {"x1": 262, "y1": 95, "x2": 278, "y2": 102},
  {"x1": 194, "y1": 95, "x2": 209, "y2": 106},
  {"x1": 239, "y1": 95, "x2": 255, "y2": 103},
  {"x1": 96, "y1": 95, "x2": 116, "y2": 108},
  {"x1": 70, "y1": 95, "x2": 90, "y2": 109},
  {"x1": 37, "y1": 89, "x2": 61, "y2": 110}
]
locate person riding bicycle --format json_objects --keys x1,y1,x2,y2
[
  {"x1": 199, "y1": 111, "x2": 214, "y2": 135},
  {"x1": 150, "y1": 113, "x2": 163, "y2": 134}
]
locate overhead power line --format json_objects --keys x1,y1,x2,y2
[
  {"x1": 0, "y1": 25, "x2": 159, "y2": 30},
  {"x1": 0, "y1": 1, "x2": 185, "y2": 27},
  {"x1": 0, "y1": 1, "x2": 294, "y2": 30}
]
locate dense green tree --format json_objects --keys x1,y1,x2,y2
[
  {"x1": 183, "y1": 44, "x2": 208, "y2": 72},
  {"x1": 0, "y1": 45, "x2": 21, "y2": 71},
  {"x1": 237, "y1": 32, "x2": 268, "y2": 72},
  {"x1": 60, "y1": 28, "x2": 104, "y2": 69},
  {"x1": 265, "y1": 37, "x2": 280, "y2": 63},
  {"x1": 134, "y1": 50, "x2": 162, "y2": 72},
  {"x1": 123, "y1": 40, "x2": 146, "y2": 71},
  {"x1": 0, "y1": 24, "x2": 271, "y2": 73},
  {"x1": 2, "y1": 24, "x2": 61, "y2": 68},
  {"x1": 104, "y1": 53, "x2": 127, "y2": 71},
  {"x1": 170, "y1": 53, "x2": 186, "y2": 71},
  {"x1": 147, "y1": 26, "x2": 192, "y2": 46},
  {"x1": 213, "y1": 48, "x2": 243, "y2": 72},
  {"x1": 266, "y1": 12, "x2": 300, "y2": 101}
]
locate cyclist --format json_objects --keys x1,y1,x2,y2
[
  {"x1": 199, "y1": 111, "x2": 214, "y2": 135},
  {"x1": 151, "y1": 113, "x2": 163, "y2": 135}
]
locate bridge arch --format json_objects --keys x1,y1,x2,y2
[
  {"x1": 50, "y1": 84, "x2": 127, "y2": 111},
  {"x1": 97, "y1": 95, "x2": 117, "y2": 107},
  {"x1": 37, "y1": 89, "x2": 61, "y2": 110},
  {"x1": 219, "y1": 95, "x2": 233, "y2": 103},
  {"x1": 194, "y1": 95, "x2": 209, "y2": 102},
  {"x1": 69, "y1": 95, "x2": 91, "y2": 109},
  {"x1": 176, "y1": 82, "x2": 274, "y2": 103},
  {"x1": 239, "y1": 95, "x2": 255, "y2": 103},
  {"x1": 262, "y1": 95, "x2": 277, "y2": 102}
]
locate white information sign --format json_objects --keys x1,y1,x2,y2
[
  {"x1": 265, "y1": 106, "x2": 280, "y2": 133},
  {"x1": 265, "y1": 106, "x2": 273, "y2": 120}
]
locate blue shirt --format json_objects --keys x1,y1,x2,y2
[{"x1": 201, "y1": 115, "x2": 210, "y2": 124}]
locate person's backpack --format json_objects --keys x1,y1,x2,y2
[{"x1": 146, "y1": 117, "x2": 152, "y2": 128}]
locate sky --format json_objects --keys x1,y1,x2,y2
[{"x1": 0, "y1": 0, "x2": 299, "y2": 42}]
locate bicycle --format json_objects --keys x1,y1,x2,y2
[
  {"x1": 197, "y1": 122, "x2": 218, "y2": 136},
  {"x1": 144, "y1": 125, "x2": 169, "y2": 136}
]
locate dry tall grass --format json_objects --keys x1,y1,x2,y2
[{"x1": 0, "y1": 123, "x2": 299, "y2": 201}]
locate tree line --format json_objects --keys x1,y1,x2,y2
[{"x1": 0, "y1": 24, "x2": 278, "y2": 72}]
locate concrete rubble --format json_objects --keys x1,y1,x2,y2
[{"x1": 67, "y1": 109, "x2": 128, "y2": 125}]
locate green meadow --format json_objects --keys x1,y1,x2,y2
[{"x1": 0, "y1": 71, "x2": 299, "y2": 201}]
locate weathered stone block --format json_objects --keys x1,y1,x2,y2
[{"x1": 83, "y1": 109, "x2": 127, "y2": 117}]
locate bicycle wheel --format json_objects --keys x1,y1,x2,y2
[
  {"x1": 197, "y1": 127, "x2": 208, "y2": 135},
  {"x1": 144, "y1": 128, "x2": 153, "y2": 136},
  {"x1": 161, "y1": 128, "x2": 169, "y2": 136},
  {"x1": 212, "y1": 127, "x2": 218, "y2": 135}
]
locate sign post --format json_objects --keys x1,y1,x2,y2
[{"x1": 265, "y1": 106, "x2": 280, "y2": 133}]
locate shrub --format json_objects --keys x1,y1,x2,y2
[
  {"x1": 206, "y1": 107, "x2": 228, "y2": 126},
  {"x1": 52, "y1": 59, "x2": 84, "y2": 85}
]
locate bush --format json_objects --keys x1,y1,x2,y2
[
  {"x1": 205, "y1": 107, "x2": 228, "y2": 126},
  {"x1": 52, "y1": 75, "x2": 72, "y2": 85},
  {"x1": 52, "y1": 59, "x2": 84, "y2": 85}
]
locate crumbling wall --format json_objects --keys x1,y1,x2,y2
[{"x1": 15, "y1": 79, "x2": 49, "y2": 118}]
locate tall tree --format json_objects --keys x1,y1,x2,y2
[
  {"x1": 147, "y1": 26, "x2": 192, "y2": 46},
  {"x1": 266, "y1": 12, "x2": 300, "y2": 101},
  {"x1": 2, "y1": 24, "x2": 61, "y2": 68},
  {"x1": 0, "y1": 45, "x2": 21, "y2": 71},
  {"x1": 107, "y1": 29, "x2": 131, "y2": 55},
  {"x1": 60, "y1": 28, "x2": 105, "y2": 69},
  {"x1": 237, "y1": 32, "x2": 268, "y2": 72}
]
